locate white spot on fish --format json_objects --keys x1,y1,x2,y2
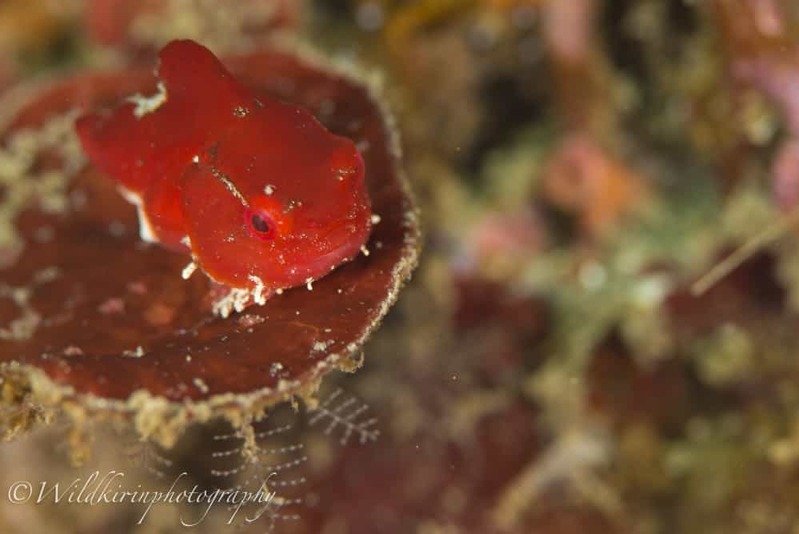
[{"x1": 128, "y1": 82, "x2": 168, "y2": 118}]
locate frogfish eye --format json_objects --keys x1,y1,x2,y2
[{"x1": 245, "y1": 208, "x2": 276, "y2": 240}]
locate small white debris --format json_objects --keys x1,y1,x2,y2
[
  {"x1": 122, "y1": 346, "x2": 145, "y2": 358},
  {"x1": 275, "y1": 288, "x2": 284, "y2": 295},
  {"x1": 264, "y1": 184, "x2": 276, "y2": 195},
  {"x1": 181, "y1": 261, "x2": 198, "y2": 280},
  {"x1": 312, "y1": 340, "x2": 332, "y2": 352},
  {"x1": 212, "y1": 288, "x2": 253, "y2": 318},
  {"x1": 370, "y1": 214, "x2": 382, "y2": 225},
  {"x1": 237, "y1": 313, "x2": 264, "y2": 327},
  {"x1": 212, "y1": 276, "x2": 269, "y2": 318},
  {"x1": 233, "y1": 106, "x2": 249, "y2": 118},
  {"x1": 193, "y1": 377, "x2": 210, "y2": 394},
  {"x1": 63, "y1": 345, "x2": 84, "y2": 356},
  {"x1": 128, "y1": 82, "x2": 168, "y2": 118},
  {"x1": 306, "y1": 278, "x2": 314, "y2": 291},
  {"x1": 248, "y1": 274, "x2": 268, "y2": 305},
  {"x1": 360, "y1": 244, "x2": 370, "y2": 257},
  {"x1": 191, "y1": 155, "x2": 199, "y2": 163},
  {"x1": 180, "y1": 235, "x2": 191, "y2": 247},
  {"x1": 269, "y1": 362, "x2": 284, "y2": 377},
  {"x1": 185, "y1": 355, "x2": 192, "y2": 362}
]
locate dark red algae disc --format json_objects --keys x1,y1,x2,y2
[{"x1": 0, "y1": 49, "x2": 419, "y2": 425}]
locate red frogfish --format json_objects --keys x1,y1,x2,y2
[{"x1": 76, "y1": 39, "x2": 373, "y2": 316}]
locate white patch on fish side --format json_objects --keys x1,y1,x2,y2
[
  {"x1": 118, "y1": 186, "x2": 158, "y2": 243},
  {"x1": 127, "y1": 82, "x2": 168, "y2": 119}
]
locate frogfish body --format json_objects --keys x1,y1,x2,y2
[{"x1": 75, "y1": 39, "x2": 372, "y2": 315}]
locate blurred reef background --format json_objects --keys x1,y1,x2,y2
[{"x1": 2, "y1": 0, "x2": 799, "y2": 533}]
